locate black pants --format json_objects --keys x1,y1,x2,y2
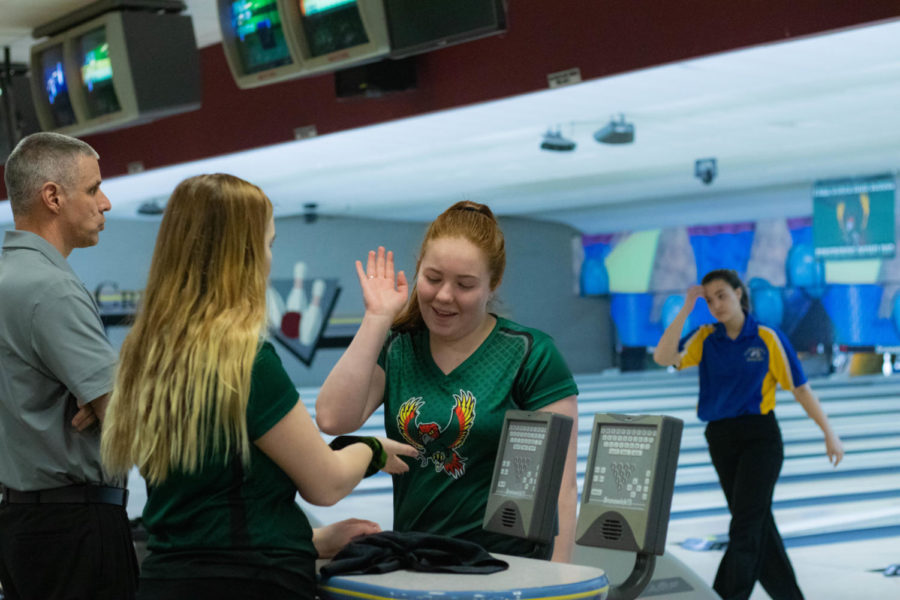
[
  {"x1": 0, "y1": 502, "x2": 138, "y2": 600},
  {"x1": 138, "y1": 578, "x2": 312, "y2": 600},
  {"x1": 705, "y1": 413, "x2": 804, "y2": 600}
]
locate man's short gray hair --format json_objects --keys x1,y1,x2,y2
[{"x1": 4, "y1": 132, "x2": 99, "y2": 217}]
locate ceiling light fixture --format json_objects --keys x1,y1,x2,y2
[
  {"x1": 594, "y1": 114, "x2": 635, "y2": 144},
  {"x1": 540, "y1": 128, "x2": 576, "y2": 152}
]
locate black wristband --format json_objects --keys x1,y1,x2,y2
[{"x1": 329, "y1": 435, "x2": 387, "y2": 477}]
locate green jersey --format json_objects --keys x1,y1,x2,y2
[
  {"x1": 141, "y1": 341, "x2": 315, "y2": 594},
  {"x1": 380, "y1": 316, "x2": 578, "y2": 557}
]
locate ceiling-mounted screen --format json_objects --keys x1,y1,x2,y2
[
  {"x1": 384, "y1": 0, "x2": 508, "y2": 58},
  {"x1": 282, "y1": 0, "x2": 390, "y2": 75},
  {"x1": 30, "y1": 10, "x2": 201, "y2": 136},
  {"x1": 231, "y1": 0, "x2": 293, "y2": 73},
  {"x1": 299, "y1": 0, "x2": 369, "y2": 57},
  {"x1": 218, "y1": 0, "x2": 303, "y2": 88},
  {"x1": 33, "y1": 43, "x2": 77, "y2": 129},
  {"x1": 813, "y1": 174, "x2": 896, "y2": 260},
  {"x1": 77, "y1": 26, "x2": 121, "y2": 119},
  {"x1": 219, "y1": 0, "x2": 390, "y2": 87}
]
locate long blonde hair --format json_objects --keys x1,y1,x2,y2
[
  {"x1": 102, "y1": 174, "x2": 272, "y2": 484},
  {"x1": 393, "y1": 200, "x2": 506, "y2": 332}
]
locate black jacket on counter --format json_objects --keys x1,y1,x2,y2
[{"x1": 319, "y1": 531, "x2": 509, "y2": 577}]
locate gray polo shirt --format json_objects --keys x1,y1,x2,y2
[{"x1": 0, "y1": 230, "x2": 119, "y2": 490}]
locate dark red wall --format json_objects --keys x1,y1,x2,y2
[{"x1": 3, "y1": 1, "x2": 900, "y2": 190}]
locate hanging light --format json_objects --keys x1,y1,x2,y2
[
  {"x1": 594, "y1": 114, "x2": 634, "y2": 144},
  {"x1": 540, "y1": 128, "x2": 576, "y2": 152}
]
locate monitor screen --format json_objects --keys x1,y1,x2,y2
[
  {"x1": 385, "y1": 0, "x2": 506, "y2": 56},
  {"x1": 813, "y1": 175, "x2": 896, "y2": 260},
  {"x1": 586, "y1": 423, "x2": 657, "y2": 510},
  {"x1": 230, "y1": 0, "x2": 293, "y2": 73},
  {"x1": 37, "y1": 44, "x2": 77, "y2": 128},
  {"x1": 298, "y1": 0, "x2": 369, "y2": 57},
  {"x1": 492, "y1": 419, "x2": 548, "y2": 499},
  {"x1": 301, "y1": 0, "x2": 356, "y2": 15},
  {"x1": 78, "y1": 27, "x2": 121, "y2": 118}
]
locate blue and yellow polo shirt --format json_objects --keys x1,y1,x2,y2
[{"x1": 677, "y1": 312, "x2": 807, "y2": 422}]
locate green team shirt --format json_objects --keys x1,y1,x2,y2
[
  {"x1": 379, "y1": 316, "x2": 578, "y2": 557},
  {"x1": 141, "y1": 341, "x2": 316, "y2": 593}
]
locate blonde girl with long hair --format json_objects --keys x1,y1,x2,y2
[
  {"x1": 315, "y1": 201, "x2": 579, "y2": 562},
  {"x1": 102, "y1": 174, "x2": 416, "y2": 600}
]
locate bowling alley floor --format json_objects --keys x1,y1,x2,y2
[{"x1": 666, "y1": 520, "x2": 900, "y2": 599}]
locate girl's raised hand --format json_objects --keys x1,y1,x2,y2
[
  {"x1": 684, "y1": 285, "x2": 705, "y2": 312},
  {"x1": 355, "y1": 246, "x2": 409, "y2": 320}
]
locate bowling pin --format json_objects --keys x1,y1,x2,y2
[
  {"x1": 266, "y1": 286, "x2": 286, "y2": 331},
  {"x1": 300, "y1": 278, "x2": 326, "y2": 346},
  {"x1": 281, "y1": 261, "x2": 307, "y2": 338}
]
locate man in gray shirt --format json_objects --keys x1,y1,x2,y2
[{"x1": 0, "y1": 133, "x2": 137, "y2": 599}]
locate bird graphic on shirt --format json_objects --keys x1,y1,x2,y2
[{"x1": 397, "y1": 390, "x2": 476, "y2": 479}]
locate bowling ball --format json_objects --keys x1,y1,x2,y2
[
  {"x1": 661, "y1": 294, "x2": 686, "y2": 329},
  {"x1": 749, "y1": 278, "x2": 784, "y2": 328},
  {"x1": 281, "y1": 312, "x2": 301, "y2": 338},
  {"x1": 892, "y1": 292, "x2": 900, "y2": 336},
  {"x1": 787, "y1": 243, "x2": 825, "y2": 298},
  {"x1": 581, "y1": 257, "x2": 609, "y2": 296}
]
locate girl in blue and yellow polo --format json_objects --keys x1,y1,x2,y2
[{"x1": 654, "y1": 269, "x2": 843, "y2": 600}]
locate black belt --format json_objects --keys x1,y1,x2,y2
[{"x1": 1, "y1": 484, "x2": 128, "y2": 507}]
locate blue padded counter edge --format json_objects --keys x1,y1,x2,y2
[
  {"x1": 319, "y1": 576, "x2": 609, "y2": 600},
  {"x1": 318, "y1": 553, "x2": 609, "y2": 600}
]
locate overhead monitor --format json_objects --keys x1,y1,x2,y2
[
  {"x1": 31, "y1": 43, "x2": 78, "y2": 130},
  {"x1": 384, "y1": 0, "x2": 508, "y2": 58},
  {"x1": 217, "y1": 0, "x2": 303, "y2": 88},
  {"x1": 813, "y1": 174, "x2": 896, "y2": 260},
  {"x1": 281, "y1": 0, "x2": 391, "y2": 76},
  {"x1": 78, "y1": 26, "x2": 121, "y2": 119},
  {"x1": 30, "y1": 10, "x2": 201, "y2": 136}
]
